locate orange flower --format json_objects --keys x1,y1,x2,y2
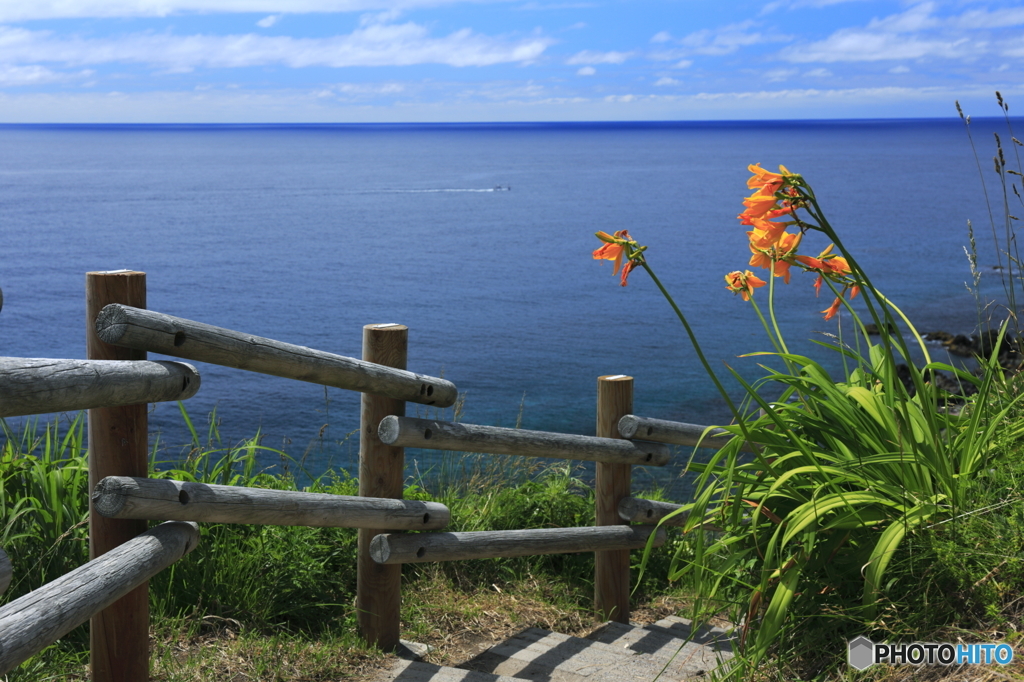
[
  {"x1": 749, "y1": 231, "x2": 801, "y2": 284},
  {"x1": 593, "y1": 230, "x2": 632, "y2": 275},
  {"x1": 739, "y1": 193, "x2": 779, "y2": 224},
  {"x1": 822, "y1": 297, "x2": 842, "y2": 320},
  {"x1": 619, "y1": 260, "x2": 637, "y2": 287},
  {"x1": 725, "y1": 270, "x2": 767, "y2": 301},
  {"x1": 746, "y1": 217, "x2": 787, "y2": 249},
  {"x1": 746, "y1": 163, "x2": 787, "y2": 194}
]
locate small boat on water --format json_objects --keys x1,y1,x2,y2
[{"x1": 492, "y1": 185, "x2": 511, "y2": 191}]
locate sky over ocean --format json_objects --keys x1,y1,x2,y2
[{"x1": 0, "y1": 0, "x2": 1021, "y2": 122}]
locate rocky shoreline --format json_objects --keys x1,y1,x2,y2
[{"x1": 863, "y1": 325, "x2": 1022, "y2": 402}]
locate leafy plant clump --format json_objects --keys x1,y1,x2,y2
[{"x1": 597, "y1": 151, "x2": 1024, "y2": 678}]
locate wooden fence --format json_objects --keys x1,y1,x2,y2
[{"x1": 0, "y1": 270, "x2": 731, "y2": 680}]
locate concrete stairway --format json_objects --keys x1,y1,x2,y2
[{"x1": 383, "y1": 617, "x2": 735, "y2": 682}]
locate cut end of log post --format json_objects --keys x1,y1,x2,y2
[
  {"x1": 93, "y1": 303, "x2": 131, "y2": 345},
  {"x1": 377, "y1": 415, "x2": 401, "y2": 445},
  {"x1": 617, "y1": 415, "x2": 641, "y2": 439}
]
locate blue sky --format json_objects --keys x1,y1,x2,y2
[{"x1": 0, "y1": 0, "x2": 1021, "y2": 122}]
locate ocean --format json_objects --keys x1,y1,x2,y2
[{"x1": 1, "y1": 118, "x2": 1019, "y2": 498}]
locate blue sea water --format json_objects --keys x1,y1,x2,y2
[{"x1": 1, "y1": 118, "x2": 1019, "y2": 498}]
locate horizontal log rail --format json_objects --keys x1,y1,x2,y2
[
  {"x1": 0, "y1": 521, "x2": 199, "y2": 675},
  {"x1": 94, "y1": 305, "x2": 457, "y2": 407},
  {"x1": 377, "y1": 416, "x2": 671, "y2": 466},
  {"x1": 619, "y1": 497, "x2": 747, "y2": 531},
  {"x1": 619, "y1": 497, "x2": 694, "y2": 527},
  {"x1": 0, "y1": 358, "x2": 200, "y2": 418},
  {"x1": 93, "y1": 477, "x2": 450, "y2": 530},
  {"x1": 370, "y1": 526, "x2": 666, "y2": 564},
  {"x1": 617, "y1": 415, "x2": 758, "y2": 453},
  {"x1": 0, "y1": 548, "x2": 10, "y2": 596}
]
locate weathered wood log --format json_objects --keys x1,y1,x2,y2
[
  {"x1": 357, "y1": 324, "x2": 406, "y2": 652},
  {"x1": 95, "y1": 305, "x2": 457, "y2": 407},
  {"x1": 0, "y1": 521, "x2": 199, "y2": 676},
  {"x1": 618, "y1": 415, "x2": 757, "y2": 453},
  {"x1": 595, "y1": 374, "x2": 633, "y2": 624},
  {"x1": 370, "y1": 526, "x2": 666, "y2": 564},
  {"x1": 619, "y1": 497, "x2": 742, "y2": 531},
  {"x1": 93, "y1": 476, "x2": 449, "y2": 530},
  {"x1": 377, "y1": 416, "x2": 670, "y2": 466},
  {"x1": 86, "y1": 270, "x2": 150, "y2": 682},
  {"x1": 0, "y1": 547, "x2": 11, "y2": 596},
  {"x1": 0, "y1": 358, "x2": 200, "y2": 418},
  {"x1": 619, "y1": 497, "x2": 692, "y2": 526}
]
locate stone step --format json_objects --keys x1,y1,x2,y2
[
  {"x1": 586, "y1": 620, "x2": 732, "y2": 678},
  {"x1": 385, "y1": 659, "x2": 530, "y2": 682},
  {"x1": 648, "y1": 615, "x2": 735, "y2": 651},
  {"x1": 459, "y1": 627, "x2": 692, "y2": 682}
]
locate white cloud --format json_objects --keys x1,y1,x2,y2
[
  {"x1": 0, "y1": 23, "x2": 553, "y2": 70},
  {"x1": 650, "y1": 31, "x2": 672, "y2": 43},
  {"x1": 675, "y1": 59, "x2": 692, "y2": 68},
  {"x1": 0, "y1": 1, "x2": 481, "y2": 22},
  {"x1": 256, "y1": 14, "x2": 281, "y2": 27},
  {"x1": 679, "y1": 20, "x2": 790, "y2": 56},
  {"x1": 654, "y1": 76, "x2": 679, "y2": 86},
  {"x1": 889, "y1": 65, "x2": 910, "y2": 73},
  {"x1": 781, "y1": 30, "x2": 973, "y2": 62},
  {"x1": 779, "y1": 2, "x2": 1024, "y2": 64},
  {"x1": 765, "y1": 67, "x2": 797, "y2": 81},
  {"x1": 576, "y1": 66, "x2": 595, "y2": 75},
  {"x1": 603, "y1": 94, "x2": 635, "y2": 103},
  {"x1": 0, "y1": 64, "x2": 73, "y2": 86},
  {"x1": 566, "y1": 50, "x2": 631, "y2": 64},
  {"x1": 803, "y1": 67, "x2": 831, "y2": 77},
  {"x1": 953, "y1": 7, "x2": 1024, "y2": 30}
]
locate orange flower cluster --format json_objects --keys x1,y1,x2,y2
[
  {"x1": 725, "y1": 270, "x2": 766, "y2": 301},
  {"x1": 731, "y1": 163, "x2": 857, "y2": 319},
  {"x1": 593, "y1": 230, "x2": 641, "y2": 286}
]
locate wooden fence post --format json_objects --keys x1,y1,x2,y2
[
  {"x1": 595, "y1": 374, "x2": 633, "y2": 623},
  {"x1": 357, "y1": 324, "x2": 407, "y2": 652},
  {"x1": 86, "y1": 270, "x2": 149, "y2": 682}
]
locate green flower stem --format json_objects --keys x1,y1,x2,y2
[{"x1": 639, "y1": 261, "x2": 753, "y2": 434}]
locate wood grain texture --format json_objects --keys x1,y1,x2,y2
[
  {"x1": 617, "y1": 415, "x2": 755, "y2": 452},
  {"x1": 370, "y1": 526, "x2": 666, "y2": 564},
  {"x1": 86, "y1": 271, "x2": 150, "y2": 682},
  {"x1": 595, "y1": 375, "x2": 633, "y2": 624},
  {"x1": 377, "y1": 416, "x2": 669, "y2": 466},
  {"x1": 95, "y1": 305, "x2": 456, "y2": 407},
  {"x1": 0, "y1": 521, "x2": 199, "y2": 676},
  {"x1": 357, "y1": 324, "x2": 406, "y2": 652},
  {"x1": 93, "y1": 476, "x2": 449, "y2": 530},
  {"x1": 0, "y1": 548, "x2": 10, "y2": 596},
  {"x1": 0, "y1": 358, "x2": 200, "y2": 418}
]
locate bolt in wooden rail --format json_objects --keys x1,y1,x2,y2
[
  {"x1": 357, "y1": 324, "x2": 407, "y2": 652},
  {"x1": 370, "y1": 526, "x2": 667, "y2": 564},
  {"x1": 377, "y1": 415, "x2": 670, "y2": 466},
  {"x1": 86, "y1": 270, "x2": 149, "y2": 682},
  {"x1": 0, "y1": 358, "x2": 200, "y2": 418},
  {"x1": 94, "y1": 305, "x2": 457, "y2": 407},
  {"x1": 595, "y1": 374, "x2": 633, "y2": 623},
  {"x1": 93, "y1": 476, "x2": 450, "y2": 530},
  {"x1": 618, "y1": 415, "x2": 758, "y2": 453},
  {"x1": 0, "y1": 547, "x2": 11, "y2": 596},
  {"x1": 0, "y1": 522, "x2": 199, "y2": 676}
]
